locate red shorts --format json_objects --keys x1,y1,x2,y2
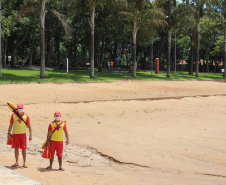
[
  {"x1": 12, "y1": 133, "x2": 27, "y2": 149},
  {"x1": 50, "y1": 141, "x2": 63, "y2": 157}
]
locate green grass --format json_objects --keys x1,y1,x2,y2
[{"x1": 0, "y1": 69, "x2": 224, "y2": 83}]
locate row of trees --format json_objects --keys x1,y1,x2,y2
[{"x1": 1, "y1": 0, "x2": 226, "y2": 79}]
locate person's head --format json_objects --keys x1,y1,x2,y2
[
  {"x1": 17, "y1": 104, "x2": 24, "y2": 114},
  {"x1": 54, "y1": 111, "x2": 61, "y2": 121}
]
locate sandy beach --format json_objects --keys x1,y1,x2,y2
[{"x1": 0, "y1": 80, "x2": 226, "y2": 185}]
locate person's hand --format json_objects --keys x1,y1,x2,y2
[
  {"x1": 7, "y1": 133, "x2": 12, "y2": 139},
  {"x1": 47, "y1": 141, "x2": 50, "y2": 147},
  {"x1": 29, "y1": 135, "x2": 32, "y2": 141},
  {"x1": 65, "y1": 139, "x2": 69, "y2": 145}
]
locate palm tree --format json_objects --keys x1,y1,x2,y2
[
  {"x1": 218, "y1": 0, "x2": 226, "y2": 79},
  {"x1": 40, "y1": 0, "x2": 46, "y2": 79},
  {"x1": 157, "y1": 0, "x2": 197, "y2": 77},
  {"x1": 155, "y1": 0, "x2": 177, "y2": 78},
  {"x1": 223, "y1": 9, "x2": 226, "y2": 79},
  {"x1": 17, "y1": 1, "x2": 70, "y2": 79},
  {"x1": 120, "y1": 0, "x2": 166, "y2": 77},
  {"x1": 192, "y1": 0, "x2": 202, "y2": 77},
  {"x1": 174, "y1": 2, "x2": 196, "y2": 75},
  {"x1": 72, "y1": 0, "x2": 124, "y2": 78},
  {"x1": 1, "y1": 1, "x2": 38, "y2": 68},
  {"x1": 183, "y1": 0, "x2": 220, "y2": 77}
]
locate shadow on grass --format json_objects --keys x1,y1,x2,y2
[{"x1": 0, "y1": 69, "x2": 224, "y2": 83}]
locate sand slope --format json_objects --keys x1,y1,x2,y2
[{"x1": 0, "y1": 81, "x2": 226, "y2": 185}]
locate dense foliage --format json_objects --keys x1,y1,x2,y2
[{"x1": 1, "y1": 0, "x2": 226, "y2": 78}]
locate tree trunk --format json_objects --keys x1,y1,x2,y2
[
  {"x1": 67, "y1": 42, "x2": 73, "y2": 67},
  {"x1": 132, "y1": 12, "x2": 137, "y2": 78},
  {"x1": 224, "y1": 28, "x2": 226, "y2": 79},
  {"x1": 202, "y1": 59, "x2": 205, "y2": 73},
  {"x1": 97, "y1": 35, "x2": 101, "y2": 72},
  {"x1": 97, "y1": 35, "x2": 104, "y2": 72},
  {"x1": 120, "y1": 43, "x2": 125, "y2": 68},
  {"x1": 54, "y1": 36, "x2": 60, "y2": 67},
  {"x1": 125, "y1": 53, "x2": 130, "y2": 70},
  {"x1": 11, "y1": 49, "x2": 16, "y2": 68},
  {"x1": 73, "y1": 32, "x2": 77, "y2": 67},
  {"x1": 71, "y1": 32, "x2": 77, "y2": 67},
  {"x1": 167, "y1": 29, "x2": 172, "y2": 78},
  {"x1": 113, "y1": 42, "x2": 118, "y2": 68},
  {"x1": 11, "y1": 24, "x2": 30, "y2": 68},
  {"x1": 206, "y1": 57, "x2": 209, "y2": 73},
  {"x1": 3, "y1": 37, "x2": 8, "y2": 68},
  {"x1": 195, "y1": 16, "x2": 200, "y2": 77},
  {"x1": 46, "y1": 36, "x2": 51, "y2": 67},
  {"x1": 29, "y1": 29, "x2": 35, "y2": 66},
  {"x1": 73, "y1": 46, "x2": 77, "y2": 67},
  {"x1": 33, "y1": 45, "x2": 37, "y2": 65},
  {"x1": 55, "y1": 33, "x2": 60, "y2": 65},
  {"x1": 3, "y1": 0, "x2": 10, "y2": 68},
  {"x1": 53, "y1": 40, "x2": 57, "y2": 67},
  {"x1": 40, "y1": 0, "x2": 46, "y2": 79},
  {"x1": 83, "y1": 42, "x2": 87, "y2": 67},
  {"x1": 99, "y1": 35, "x2": 105, "y2": 72},
  {"x1": 89, "y1": 5, "x2": 95, "y2": 78},
  {"x1": 182, "y1": 51, "x2": 183, "y2": 71},
  {"x1": 188, "y1": 37, "x2": 194, "y2": 75},
  {"x1": 190, "y1": 47, "x2": 195, "y2": 75}
]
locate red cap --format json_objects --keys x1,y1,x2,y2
[
  {"x1": 17, "y1": 104, "x2": 23, "y2": 109},
  {"x1": 54, "y1": 111, "x2": 61, "y2": 117}
]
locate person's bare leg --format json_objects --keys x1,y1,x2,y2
[
  {"x1": 11, "y1": 148, "x2": 19, "y2": 167},
  {"x1": 22, "y1": 149, "x2": 28, "y2": 168},
  {"x1": 58, "y1": 157, "x2": 64, "y2": 171},
  {"x1": 46, "y1": 156, "x2": 54, "y2": 170}
]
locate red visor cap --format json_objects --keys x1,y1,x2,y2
[
  {"x1": 17, "y1": 104, "x2": 23, "y2": 109},
  {"x1": 54, "y1": 111, "x2": 61, "y2": 117}
]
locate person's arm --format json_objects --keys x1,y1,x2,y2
[
  {"x1": 46, "y1": 130, "x2": 52, "y2": 147},
  {"x1": 27, "y1": 124, "x2": 32, "y2": 141},
  {"x1": 7, "y1": 124, "x2": 13, "y2": 139},
  {"x1": 25, "y1": 115, "x2": 32, "y2": 141},
  {"x1": 64, "y1": 129, "x2": 69, "y2": 145}
]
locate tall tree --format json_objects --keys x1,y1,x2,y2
[
  {"x1": 11, "y1": 19, "x2": 31, "y2": 67},
  {"x1": 90, "y1": 2, "x2": 95, "y2": 78},
  {"x1": 217, "y1": 0, "x2": 226, "y2": 78},
  {"x1": 183, "y1": 0, "x2": 220, "y2": 77},
  {"x1": 40, "y1": 0, "x2": 46, "y2": 78},
  {"x1": 1, "y1": 0, "x2": 30, "y2": 67},
  {"x1": 174, "y1": 2, "x2": 196, "y2": 75},
  {"x1": 17, "y1": 1, "x2": 70, "y2": 78},
  {"x1": 156, "y1": 0, "x2": 194, "y2": 77},
  {"x1": 120, "y1": 0, "x2": 166, "y2": 77},
  {"x1": 156, "y1": 0, "x2": 177, "y2": 78},
  {"x1": 71, "y1": 0, "x2": 124, "y2": 78}
]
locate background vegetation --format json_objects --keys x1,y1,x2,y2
[{"x1": 1, "y1": 0, "x2": 226, "y2": 80}]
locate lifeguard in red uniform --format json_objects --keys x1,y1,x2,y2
[
  {"x1": 46, "y1": 111, "x2": 69, "y2": 171},
  {"x1": 7, "y1": 104, "x2": 32, "y2": 168}
]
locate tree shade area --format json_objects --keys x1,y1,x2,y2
[
  {"x1": 0, "y1": 69, "x2": 223, "y2": 83},
  {"x1": 1, "y1": 0, "x2": 226, "y2": 79}
]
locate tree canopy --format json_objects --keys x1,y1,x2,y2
[{"x1": 1, "y1": 0, "x2": 226, "y2": 78}]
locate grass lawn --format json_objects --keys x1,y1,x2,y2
[{"x1": 0, "y1": 69, "x2": 224, "y2": 83}]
